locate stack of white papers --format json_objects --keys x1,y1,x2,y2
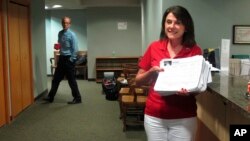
[
  {"x1": 240, "y1": 59, "x2": 250, "y2": 75},
  {"x1": 154, "y1": 55, "x2": 212, "y2": 96}
]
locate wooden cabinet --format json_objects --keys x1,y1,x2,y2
[
  {"x1": 95, "y1": 57, "x2": 139, "y2": 82},
  {"x1": 8, "y1": 1, "x2": 33, "y2": 118}
]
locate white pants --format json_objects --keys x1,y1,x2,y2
[{"x1": 144, "y1": 115, "x2": 197, "y2": 141}]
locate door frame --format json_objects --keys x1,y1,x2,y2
[{"x1": 0, "y1": 0, "x2": 10, "y2": 127}]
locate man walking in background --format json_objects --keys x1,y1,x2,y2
[{"x1": 44, "y1": 16, "x2": 82, "y2": 104}]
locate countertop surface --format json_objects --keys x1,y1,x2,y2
[{"x1": 208, "y1": 72, "x2": 250, "y2": 116}]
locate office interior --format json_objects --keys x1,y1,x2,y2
[{"x1": 1, "y1": 0, "x2": 250, "y2": 140}]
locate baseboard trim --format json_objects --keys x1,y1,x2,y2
[
  {"x1": 88, "y1": 78, "x2": 95, "y2": 81},
  {"x1": 35, "y1": 89, "x2": 48, "y2": 100}
]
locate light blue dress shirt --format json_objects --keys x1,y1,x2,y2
[{"x1": 58, "y1": 29, "x2": 78, "y2": 62}]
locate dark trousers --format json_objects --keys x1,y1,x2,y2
[{"x1": 48, "y1": 55, "x2": 81, "y2": 100}]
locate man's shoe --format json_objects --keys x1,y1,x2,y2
[
  {"x1": 67, "y1": 99, "x2": 81, "y2": 104},
  {"x1": 43, "y1": 97, "x2": 54, "y2": 103}
]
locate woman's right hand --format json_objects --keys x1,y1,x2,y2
[
  {"x1": 136, "y1": 66, "x2": 163, "y2": 86},
  {"x1": 149, "y1": 66, "x2": 164, "y2": 75}
]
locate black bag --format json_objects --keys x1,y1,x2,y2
[{"x1": 102, "y1": 77, "x2": 119, "y2": 100}]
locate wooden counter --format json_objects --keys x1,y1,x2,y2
[{"x1": 196, "y1": 73, "x2": 250, "y2": 141}]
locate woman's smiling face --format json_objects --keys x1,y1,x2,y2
[{"x1": 165, "y1": 12, "x2": 185, "y2": 41}]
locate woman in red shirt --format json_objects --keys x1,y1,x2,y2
[{"x1": 136, "y1": 6, "x2": 202, "y2": 141}]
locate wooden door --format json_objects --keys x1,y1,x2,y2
[
  {"x1": 19, "y1": 5, "x2": 32, "y2": 109},
  {"x1": 0, "y1": 0, "x2": 7, "y2": 127},
  {"x1": 8, "y1": 2, "x2": 33, "y2": 117},
  {"x1": 8, "y1": 2, "x2": 22, "y2": 117}
]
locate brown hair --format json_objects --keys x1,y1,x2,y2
[{"x1": 160, "y1": 5, "x2": 196, "y2": 47}]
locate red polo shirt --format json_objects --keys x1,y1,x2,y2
[{"x1": 139, "y1": 39, "x2": 202, "y2": 119}]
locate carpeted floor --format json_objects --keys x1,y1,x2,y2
[{"x1": 0, "y1": 77, "x2": 146, "y2": 141}]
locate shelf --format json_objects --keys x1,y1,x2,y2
[
  {"x1": 96, "y1": 67, "x2": 123, "y2": 71},
  {"x1": 95, "y1": 57, "x2": 140, "y2": 82}
]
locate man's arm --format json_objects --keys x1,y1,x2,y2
[{"x1": 70, "y1": 32, "x2": 78, "y2": 63}]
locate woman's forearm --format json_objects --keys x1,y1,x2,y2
[{"x1": 135, "y1": 66, "x2": 164, "y2": 86}]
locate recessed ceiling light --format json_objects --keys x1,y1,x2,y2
[
  {"x1": 52, "y1": 5, "x2": 62, "y2": 8},
  {"x1": 45, "y1": 6, "x2": 48, "y2": 9}
]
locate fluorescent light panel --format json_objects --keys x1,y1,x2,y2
[{"x1": 52, "y1": 5, "x2": 62, "y2": 8}]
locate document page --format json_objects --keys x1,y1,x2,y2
[{"x1": 154, "y1": 55, "x2": 211, "y2": 96}]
